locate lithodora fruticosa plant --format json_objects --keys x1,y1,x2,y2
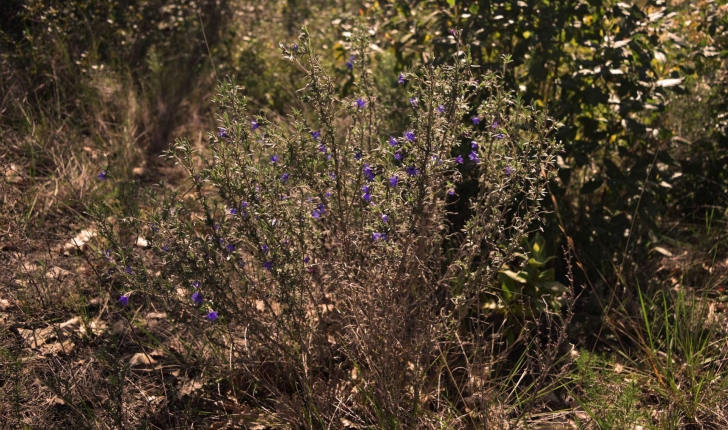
[{"x1": 95, "y1": 28, "x2": 564, "y2": 426}]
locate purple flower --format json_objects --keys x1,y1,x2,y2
[
  {"x1": 492, "y1": 121, "x2": 499, "y2": 129},
  {"x1": 161, "y1": 246, "x2": 169, "y2": 252},
  {"x1": 125, "y1": 266, "x2": 132, "y2": 274},
  {"x1": 354, "y1": 152, "x2": 362, "y2": 160},
  {"x1": 206, "y1": 310, "x2": 219, "y2": 321},
  {"x1": 394, "y1": 151, "x2": 403, "y2": 162},
  {"x1": 241, "y1": 201, "x2": 248, "y2": 209},
  {"x1": 312, "y1": 130, "x2": 321, "y2": 140},
  {"x1": 449, "y1": 28, "x2": 455, "y2": 35},
  {"x1": 405, "y1": 131, "x2": 415, "y2": 141},
  {"x1": 118, "y1": 294, "x2": 129, "y2": 307},
  {"x1": 262, "y1": 260, "x2": 274, "y2": 271},
  {"x1": 319, "y1": 144, "x2": 327, "y2": 153},
  {"x1": 292, "y1": 42, "x2": 298, "y2": 52},
  {"x1": 281, "y1": 172, "x2": 290, "y2": 182},
  {"x1": 362, "y1": 185, "x2": 372, "y2": 202},
  {"x1": 312, "y1": 207, "x2": 323, "y2": 219},
  {"x1": 363, "y1": 164, "x2": 375, "y2": 182},
  {"x1": 270, "y1": 154, "x2": 279, "y2": 164},
  {"x1": 229, "y1": 207, "x2": 238, "y2": 215},
  {"x1": 219, "y1": 237, "x2": 225, "y2": 244},
  {"x1": 409, "y1": 97, "x2": 418, "y2": 107},
  {"x1": 372, "y1": 232, "x2": 387, "y2": 241},
  {"x1": 355, "y1": 98, "x2": 366, "y2": 109},
  {"x1": 192, "y1": 292, "x2": 204, "y2": 305},
  {"x1": 504, "y1": 166, "x2": 515, "y2": 176},
  {"x1": 389, "y1": 175, "x2": 399, "y2": 187},
  {"x1": 468, "y1": 151, "x2": 480, "y2": 163},
  {"x1": 495, "y1": 133, "x2": 505, "y2": 139},
  {"x1": 97, "y1": 170, "x2": 108, "y2": 180},
  {"x1": 214, "y1": 224, "x2": 220, "y2": 231},
  {"x1": 226, "y1": 244, "x2": 235, "y2": 253},
  {"x1": 405, "y1": 165, "x2": 419, "y2": 176},
  {"x1": 471, "y1": 141, "x2": 478, "y2": 149},
  {"x1": 437, "y1": 105, "x2": 445, "y2": 113},
  {"x1": 455, "y1": 155, "x2": 463, "y2": 164},
  {"x1": 389, "y1": 136, "x2": 398, "y2": 146},
  {"x1": 261, "y1": 244, "x2": 269, "y2": 254},
  {"x1": 472, "y1": 116, "x2": 480, "y2": 125},
  {"x1": 103, "y1": 249, "x2": 111, "y2": 260},
  {"x1": 192, "y1": 281, "x2": 200, "y2": 288},
  {"x1": 325, "y1": 191, "x2": 332, "y2": 198},
  {"x1": 346, "y1": 55, "x2": 355, "y2": 70},
  {"x1": 328, "y1": 172, "x2": 336, "y2": 180},
  {"x1": 251, "y1": 120, "x2": 259, "y2": 130},
  {"x1": 398, "y1": 73, "x2": 405, "y2": 84},
  {"x1": 304, "y1": 256, "x2": 310, "y2": 263},
  {"x1": 381, "y1": 214, "x2": 389, "y2": 223},
  {"x1": 217, "y1": 127, "x2": 229, "y2": 138},
  {"x1": 448, "y1": 189, "x2": 455, "y2": 196}
]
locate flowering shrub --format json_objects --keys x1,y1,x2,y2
[{"x1": 95, "y1": 29, "x2": 563, "y2": 426}]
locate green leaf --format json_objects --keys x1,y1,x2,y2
[
  {"x1": 500, "y1": 270, "x2": 528, "y2": 283},
  {"x1": 528, "y1": 255, "x2": 557, "y2": 267},
  {"x1": 539, "y1": 281, "x2": 567, "y2": 294},
  {"x1": 446, "y1": 0, "x2": 455, "y2": 7},
  {"x1": 538, "y1": 268, "x2": 556, "y2": 282}
]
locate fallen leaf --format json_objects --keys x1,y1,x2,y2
[
  {"x1": 130, "y1": 353, "x2": 157, "y2": 368},
  {"x1": 656, "y1": 77, "x2": 684, "y2": 87},
  {"x1": 146, "y1": 312, "x2": 167, "y2": 319},
  {"x1": 654, "y1": 246, "x2": 673, "y2": 257},
  {"x1": 62, "y1": 229, "x2": 97, "y2": 254},
  {"x1": 18, "y1": 327, "x2": 56, "y2": 348},
  {"x1": 59, "y1": 317, "x2": 81, "y2": 335},
  {"x1": 41, "y1": 340, "x2": 75, "y2": 356},
  {"x1": 45, "y1": 266, "x2": 71, "y2": 280},
  {"x1": 178, "y1": 378, "x2": 204, "y2": 397}
]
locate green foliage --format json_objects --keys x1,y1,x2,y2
[
  {"x1": 634, "y1": 283, "x2": 728, "y2": 424},
  {"x1": 497, "y1": 233, "x2": 566, "y2": 318},
  {"x1": 571, "y1": 351, "x2": 652, "y2": 429},
  {"x1": 368, "y1": 0, "x2": 728, "y2": 286}
]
